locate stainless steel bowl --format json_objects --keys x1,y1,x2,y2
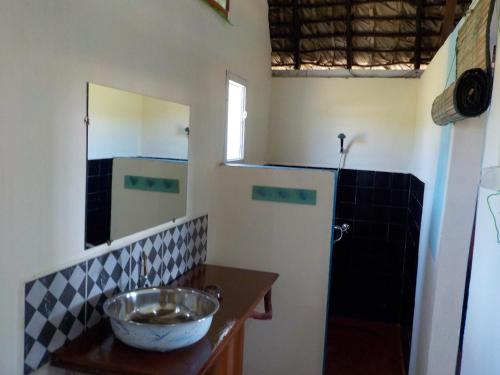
[{"x1": 103, "y1": 287, "x2": 219, "y2": 352}]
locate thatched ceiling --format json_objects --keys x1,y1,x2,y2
[{"x1": 268, "y1": 0, "x2": 472, "y2": 71}]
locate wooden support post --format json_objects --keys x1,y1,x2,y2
[
  {"x1": 292, "y1": 0, "x2": 301, "y2": 70},
  {"x1": 346, "y1": 0, "x2": 353, "y2": 69},
  {"x1": 441, "y1": 0, "x2": 458, "y2": 43},
  {"x1": 415, "y1": 0, "x2": 423, "y2": 70}
]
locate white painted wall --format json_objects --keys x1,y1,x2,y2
[
  {"x1": 482, "y1": 35, "x2": 500, "y2": 169},
  {"x1": 141, "y1": 96, "x2": 189, "y2": 160},
  {"x1": 88, "y1": 83, "x2": 143, "y2": 159},
  {"x1": 110, "y1": 158, "x2": 188, "y2": 241},
  {"x1": 409, "y1": 24, "x2": 488, "y2": 375},
  {"x1": 209, "y1": 165, "x2": 334, "y2": 375},
  {"x1": 268, "y1": 78, "x2": 418, "y2": 173},
  {"x1": 461, "y1": 180, "x2": 500, "y2": 375},
  {"x1": 88, "y1": 83, "x2": 190, "y2": 160},
  {"x1": 409, "y1": 31, "x2": 457, "y2": 375},
  {"x1": 423, "y1": 117, "x2": 485, "y2": 375},
  {"x1": 0, "y1": 1, "x2": 271, "y2": 374},
  {"x1": 459, "y1": 24, "x2": 500, "y2": 374}
]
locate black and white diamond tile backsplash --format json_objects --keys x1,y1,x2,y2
[
  {"x1": 162, "y1": 223, "x2": 188, "y2": 284},
  {"x1": 188, "y1": 215, "x2": 208, "y2": 267},
  {"x1": 24, "y1": 262, "x2": 86, "y2": 374},
  {"x1": 130, "y1": 240, "x2": 141, "y2": 290},
  {"x1": 24, "y1": 215, "x2": 208, "y2": 375},
  {"x1": 86, "y1": 247, "x2": 131, "y2": 328},
  {"x1": 133, "y1": 234, "x2": 163, "y2": 288}
]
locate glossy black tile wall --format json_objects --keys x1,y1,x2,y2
[
  {"x1": 331, "y1": 169, "x2": 424, "y2": 333},
  {"x1": 86, "y1": 159, "x2": 113, "y2": 246},
  {"x1": 401, "y1": 174, "x2": 425, "y2": 373}
]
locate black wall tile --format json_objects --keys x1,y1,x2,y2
[
  {"x1": 88, "y1": 160, "x2": 100, "y2": 176},
  {"x1": 331, "y1": 169, "x2": 424, "y2": 335},
  {"x1": 390, "y1": 207, "x2": 408, "y2": 224},
  {"x1": 337, "y1": 202, "x2": 355, "y2": 220},
  {"x1": 339, "y1": 169, "x2": 357, "y2": 186},
  {"x1": 374, "y1": 171, "x2": 393, "y2": 189},
  {"x1": 389, "y1": 224, "x2": 407, "y2": 243},
  {"x1": 338, "y1": 186, "x2": 356, "y2": 203},
  {"x1": 356, "y1": 187, "x2": 374, "y2": 204},
  {"x1": 391, "y1": 190, "x2": 410, "y2": 207},
  {"x1": 392, "y1": 173, "x2": 411, "y2": 190},
  {"x1": 372, "y1": 222, "x2": 389, "y2": 241},
  {"x1": 87, "y1": 176, "x2": 101, "y2": 194},
  {"x1": 86, "y1": 158, "x2": 113, "y2": 247},
  {"x1": 372, "y1": 205, "x2": 391, "y2": 223},
  {"x1": 400, "y1": 174, "x2": 424, "y2": 374},
  {"x1": 373, "y1": 188, "x2": 391, "y2": 205},
  {"x1": 100, "y1": 159, "x2": 113, "y2": 174},
  {"x1": 356, "y1": 170, "x2": 375, "y2": 187},
  {"x1": 355, "y1": 205, "x2": 376, "y2": 221}
]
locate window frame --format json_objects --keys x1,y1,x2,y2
[{"x1": 224, "y1": 71, "x2": 248, "y2": 163}]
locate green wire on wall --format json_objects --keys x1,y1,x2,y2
[{"x1": 487, "y1": 192, "x2": 500, "y2": 244}]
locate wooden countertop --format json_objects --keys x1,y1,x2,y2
[{"x1": 51, "y1": 264, "x2": 278, "y2": 375}]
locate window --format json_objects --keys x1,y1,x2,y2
[{"x1": 225, "y1": 73, "x2": 247, "y2": 162}]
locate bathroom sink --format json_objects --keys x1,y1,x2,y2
[{"x1": 103, "y1": 287, "x2": 220, "y2": 352}]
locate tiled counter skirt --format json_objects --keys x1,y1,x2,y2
[{"x1": 24, "y1": 215, "x2": 208, "y2": 375}]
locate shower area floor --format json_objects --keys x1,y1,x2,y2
[{"x1": 325, "y1": 316, "x2": 405, "y2": 375}]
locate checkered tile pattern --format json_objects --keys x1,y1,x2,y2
[
  {"x1": 24, "y1": 263, "x2": 86, "y2": 374},
  {"x1": 132, "y1": 234, "x2": 163, "y2": 288},
  {"x1": 162, "y1": 224, "x2": 188, "y2": 284},
  {"x1": 130, "y1": 241, "x2": 141, "y2": 290},
  {"x1": 24, "y1": 215, "x2": 208, "y2": 374},
  {"x1": 86, "y1": 247, "x2": 131, "y2": 328},
  {"x1": 188, "y1": 215, "x2": 208, "y2": 267}
]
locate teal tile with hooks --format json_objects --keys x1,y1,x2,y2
[
  {"x1": 252, "y1": 185, "x2": 317, "y2": 205},
  {"x1": 124, "y1": 175, "x2": 180, "y2": 194}
]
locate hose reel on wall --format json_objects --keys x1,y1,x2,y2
[{"x1": 431, "y1": 0, "x2": 498, "y2": 126}]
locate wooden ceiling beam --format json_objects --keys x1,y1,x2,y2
[
  {"x1": 269, "y1": 14, "x2": 461, "y2": 26},
  {"x1": 273, "y1": 46, "x2": 440, "y2": 53},
  {"x1": 415, "y1": 0, "x2": 423, "y2": 69},
  {"x1": 346, "y1": 0, "x2": 353, "y2": 69},
  {"x1": 292, "y1": 0, "x2": 301, "y2": 70},
  {"x1": 271, "y1": 30, "x2": 441, "y2": 39},
  {"x1": 268, "y1": 0, "x2": 467, "y2": 8},
  {"x1": 440, "y1": 0, "x2": 458, "y2": 43},
  {"x1": 272, "y1": 62, "x2": 431, "y2": 68}
]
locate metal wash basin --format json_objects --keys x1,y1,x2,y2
[{"x1": 103, "y1": 287, "x2": 220, "y2": 352}]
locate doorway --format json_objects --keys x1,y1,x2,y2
[{"x1": 325, "y1": 169, "x2": 424, "y2": 375}]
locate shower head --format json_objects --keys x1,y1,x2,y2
[{"x1": 338, "y1": 133, "x2": 346, "y2": 153}]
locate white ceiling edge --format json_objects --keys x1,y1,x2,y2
[{"x1": 272, "y1": 69, "x2": 424, "y2": 79}]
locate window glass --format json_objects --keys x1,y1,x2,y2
[{"x1": 226, "y1": 78, "x2": 247, "y2": 161}]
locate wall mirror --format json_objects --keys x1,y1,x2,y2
[{"x1": 85, "y1": 83, "x2": 189, "y2": 249}]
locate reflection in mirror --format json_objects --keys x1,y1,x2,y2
[{"x1": 86, "y1": 83, "x2": 189, "y2": 249}]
